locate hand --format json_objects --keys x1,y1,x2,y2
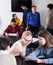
[
  {"x1": 16, "y1": 32, "x2": 19, "y2": 36},
  {"x1": 5, "y1": 33, "x2": 8, "y2": 36},
  {"x1": 32, "y1": 58, "x2": 45, "y2": 63},
  {"x1": 25, "y1": 26, "x2": 28, "y2": 30},
  {"x1": 19, "y1": 51, "x2": 26, "y2": 57}
]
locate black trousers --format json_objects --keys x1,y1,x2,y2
[{"x1": 28, "y1": 25, "x2": 39, "y2": 36}]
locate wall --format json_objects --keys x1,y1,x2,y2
[
  {"x1": 0, "y1": 0, "x2": 23, "y2": 35},
  {"x1": 0, "y1": 0, "x2": 53, "y2": 35},
  {"x1": 32, "y1": 0, "x2": 53, "y2": 26}
]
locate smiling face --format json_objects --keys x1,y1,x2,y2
[{"x1": 38, "y1": 36, "x2": 46, "y2": 46}]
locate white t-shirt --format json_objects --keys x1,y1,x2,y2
[
  {"x1": 0, "y1": 50, "x2": 9, "y2": 55},
  {"x1": 10, "y1": 40, "x2": 26, "y2": 56}
]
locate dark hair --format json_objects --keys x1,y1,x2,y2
[
  {"x1": 31, "y1": 5, "x2": 36, "y2": 9},
  {"x1": 0, "y1": 37, "x2": 11, "y2": 50},
  {"x1": 38, "y1": 30, "x2": 53, "y2": 47},
  {"x1": 47, "y1": 4, "x2": 53, "y2": 10},
  {"x1": 21, "y1": 4, "x2": 27, "y2": 7},
  {"x1": 11, "y1": 18, "x2": 16, "y2": 23},
  {"x1": 12, "y1": 14, "x2": 17, "y2": 17}
]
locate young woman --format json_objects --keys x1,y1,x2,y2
[
  {"x1": 10, "y1": 31, "x2": 32, "y2": 57},
  {"x1": 25, "y1": 30, "x2": 53, "y2": 64},
  {"x1": 12, "y1": 13, "x2": 22, "y2": 26}
]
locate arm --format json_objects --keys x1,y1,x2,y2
[
  {"x1": 32, "y1": 57, "x2": 53, "y2": 64},
  {"x1": 10, "y1": 43, "x2": 20, "y2": 56},
  {"x1": 44, "y1": 58, "x2": 53, "y2": 64},
  {"x1": 4, "y1": 25, "x2": 10, "y2": 36},
  {"x1": 25, "y1": 47, "x2": 40, "y2": 60},
  {"x1": 46, "y1": 12, "x2": 52, "y2": 29},
  {"x1": 38, "y1": 13, "x2": 41, "y2": 28},
  {"x1": 10, "y1": 41, "x2": 26, "y2": 57},
  {"x1": 16, "y1": 18, "x2": 22, "y2": 25},
  {"x1": 19, "y1": 51, "x2": 26, "y2": 57},
  {"x1": 27, "y1": 13, "x2": 30, "y2": 27}
]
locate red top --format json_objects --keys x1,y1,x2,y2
[{"x1": 4, "y1": 25, "x2": 23, "y2": 35}]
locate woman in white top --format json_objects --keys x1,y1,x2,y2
[{"x1": 10, "y1": 31, "x2": 32, "y2": 57}]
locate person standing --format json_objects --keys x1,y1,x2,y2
[
  {"x1": 21, "y1": 4, "x2": 30, "y2": 30},
  {"x1": 46, "y1": 4, "x2": 53, "y2": 36},
  {"x1": 27, "y1": 6, "x2": 41, "y2": 36}
]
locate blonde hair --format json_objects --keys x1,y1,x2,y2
[{"x1": 22, "y1": 31, "x2": 32, "y2": 38}]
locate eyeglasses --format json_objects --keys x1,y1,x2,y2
[{"x1": 24, "y1": 38, "x2": 32, "y2": 42}]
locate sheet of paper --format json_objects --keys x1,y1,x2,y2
[
  {"x1": 8, "y1": 33, "x2": 16, "y2": 36},
  {"x1": 32, "y1": 38, "x2": 39, "y2": 43}
]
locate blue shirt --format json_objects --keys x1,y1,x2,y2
[
  {"x1": 26, "y1": 45, "x2": 53, "y2": 64},
  {"x1": 27, "y1": 12, "x2": 41, "y2": 28},
  {"x1": 23, "y1": 9, "x2": 30, "y2": 26}
]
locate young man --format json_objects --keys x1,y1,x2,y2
[
  {"x1": 21, "y1": 4, "x2": 30, "y2": 30},
  {"x1": 46, "y1": 4, "x2": 53, "y2": 36},
  {"x1": 27, "y1": 6, "x2": 41, "y2": 35},
  {"x1": 0, "y1": 37, "x2": 11, "y2": 54}
]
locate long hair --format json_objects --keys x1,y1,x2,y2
[
  {"x1": 12, "y1": 14, "x2": 17, "y2": 19},
  {"x1": 38, "y1": 30, "x2": 53, "y2": 48}
]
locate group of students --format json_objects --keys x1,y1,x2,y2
[
  {"x1": 0, "y1": 30, "x2": 53, "y2": 65},
  {"x1": 4, "y1": 4, "x2": 41, "y2": 37},
  {"x1": 4, "y1": 13, "x2": 23, "y2": 37},
  {"x1": 0, "y1": 3, "x2": 53, "y2": 65},
  {"x1": 4, "y1": 3, "x2": 53, "y2": 37},
  {"x1": 0, "y1": 31, "x2": 32, "y2": 65}
]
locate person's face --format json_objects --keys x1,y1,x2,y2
[
  {"x1": 23, "y1": 36, "x2": 32, "y2": 46},
  {"x1": 38, "y1": 36, "x2": 46, "y2": 46},
  {"x1": 31, "y1": 7, "x2": 36, "y2": 13},
  {"x1": 47, "y1": 7, "x2": 51, "y2": 13},
  {"x1": 21, "y1": 6, "x2": 26, "y2": 10},
  {"x1": 11, "y1": 22, "x2": 16, "y2": 27},
  {"x1": 13, "y1": 15, "x2": 17, "y2": 19}
]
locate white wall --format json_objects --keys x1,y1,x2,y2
[
  {"x1": 0, "y1": 0, "x2": 23, "y2": 35},
  {"x1": 0, "y1": 0, "x2": 53, "y2": 35},
  {"x1": 32, "y1": 0, "x2": 53, "y2": 27}
]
